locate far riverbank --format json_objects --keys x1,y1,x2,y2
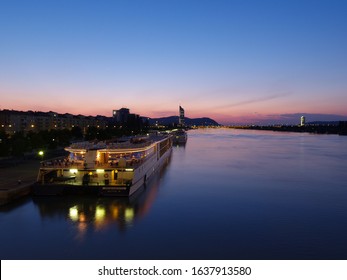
[{"x1": 229, "y1": 122, "x2": 347, "y2": 135}]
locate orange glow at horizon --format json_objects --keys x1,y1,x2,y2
[{"x1": 1, "y1": 86, "x2": 347, "y2": 125}]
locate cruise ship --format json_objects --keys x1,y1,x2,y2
[{"x1": 33, "y1": 133, "x2": 172, "y2": 196}]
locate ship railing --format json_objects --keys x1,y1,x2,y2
[
  {"x1": 101, "y1": 158, "x2": 144, "y2": 169},
  {"x1": 40, "y1": 152, "x2": 155, "y2": 170},
  {"x1": 40, "y1": 160, "x2": 141, "y2": 170},
  {"x1": 40, "y1": 158, "x2": 84, "y2": 169},
  {"x1": 95, "y1": 153, "x2": 155, "y2": 169},
  {"x1": 42, "y1": 179, "x2": 131, "y2": 186}
]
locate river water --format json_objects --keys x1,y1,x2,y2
[{"x1": 1, "y1": 128, "x2": 347, "y2": 259}]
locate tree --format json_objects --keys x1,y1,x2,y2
[
  {"x1": 0, "y1": 130, "x2": 10, "y2": 156},
  {"x1": 11, "y1": 132, "x2": 28, "y2": 156}
]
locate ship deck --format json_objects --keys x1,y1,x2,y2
[{"x1": 39, "y1": 156, "x2": 145, "y2": 170}]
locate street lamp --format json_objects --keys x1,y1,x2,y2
[{"x1": 38, "y1": 150, "x2": 44, "y2": 161}]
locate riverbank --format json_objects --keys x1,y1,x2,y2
[
  {"x1": 0, "y1": 159, "x2": 39, "y2": 205},
  {"x1": 229, "y1": 123, "x2": 347, "y2": 135}
]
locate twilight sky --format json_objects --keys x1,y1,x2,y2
[{"x1": 1, "y1": 0, "x2": 346, "y2": 124}]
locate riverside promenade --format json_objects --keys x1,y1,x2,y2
[{"x1": 0, "y1": 159, "x2": 39, "y2": 206}]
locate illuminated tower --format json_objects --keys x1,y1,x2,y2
[
  {"x1": 300, "y1": 116, "x2": 305, "y2": 126},
  {"x1": 178, "y1": 106, "x2": 185, "y2": 127}
]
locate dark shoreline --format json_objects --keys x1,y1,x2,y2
[{"x1": 228, "y1": 123, "x2": 347, "y2": 136}]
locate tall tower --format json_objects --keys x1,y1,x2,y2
[
  {"x1": 300, "y1": 116, "x2": 305, "y2": 126},
  {"x1": 178, "y1": 106, "x2": 185, "y2": 127}
]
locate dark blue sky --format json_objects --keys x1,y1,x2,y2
[{"x1": 1, "y1": 0, "x2": 346, "y2": 124}]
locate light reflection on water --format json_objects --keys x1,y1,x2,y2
[
  {"x1": 1, "y1": 128, "x2": 347, "y2": 259},
  {"x1": 32, "y1": 156, "x2": 170, "y2": 238}
]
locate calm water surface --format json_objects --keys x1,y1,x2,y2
[{"x1": 1, "y1": 128, "x2": 347, "y2": 259}]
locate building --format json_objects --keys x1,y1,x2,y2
[
  {"x1": 113, "y1": 108, "x2": 130, "y2": 123},
  {"x1": 179, "y1": 106, "x2": 185, "y2": 127},
  {"x1": 0, "y1": 109, "x2": 107, "y2": 135},
  {"x1": 300, "y1": 116, "x2": 306, "y2": 126},
  {"x1": 112, "y1": 108, "x2": 141, "y2": 127}
]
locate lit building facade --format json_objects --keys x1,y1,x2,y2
[
  {"x1": 300, "y1": 116, "x2": 306, "y2": 126},
  {"x1": 0, "y1": 109, "x2": 107, "y2": 135}
]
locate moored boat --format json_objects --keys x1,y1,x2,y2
[
  {"x1": 171, "y1": 129, "x2": 187, "y2": 144},
  {"x1": 33, "y1": 133, "x2": 172, "y2": 196}
]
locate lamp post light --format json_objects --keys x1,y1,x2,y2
[{"x1": 38, "y1": 150, "x2": 44, "y2": 161}]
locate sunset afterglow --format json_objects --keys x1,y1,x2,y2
[{"x1": 1, "y1": 0, "x2": 346, "y2": 124}]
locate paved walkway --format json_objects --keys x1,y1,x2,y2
[{"x1": 0, "y1": 160, "x2": 39, "y2": 205}]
